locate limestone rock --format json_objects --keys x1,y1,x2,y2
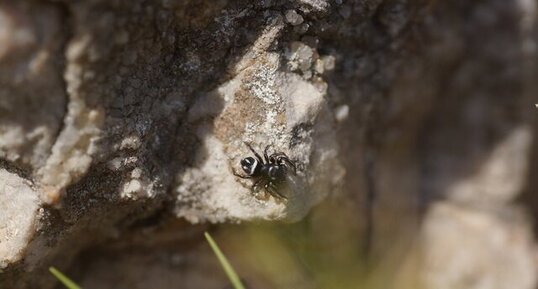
[{"x1": 0, "y1": 169, "x2": 41, "y2": 270}]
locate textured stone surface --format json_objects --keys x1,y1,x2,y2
[
  {"x1": 0, "y1": 2, "x2": 67, "y2": 174},
  {"x1": 175, "y1": 50, "x2": 343, "y2": 222},
  {"x1": 0, "y1": 1, "x2": 343, "y2": 287},
  {"x1": 420, "y1": 203, "x2": 536, "y2": 289},
  {"x1": 0, "y1": 0, "x2": 538, "y2": 288},
  {"x1": 0, "y1": 169, "x2": 41, "y2": 270}
]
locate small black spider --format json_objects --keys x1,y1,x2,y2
[{"x1": 233, "y1": 142, "x2": 296, "y2": 200}]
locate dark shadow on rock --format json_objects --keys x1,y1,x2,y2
[
  {"x1": 319, "y1": 0, "x2": 533, "y2": 273},
  {"x1": 518, "y1": 113, "x2": 538, "y2": 234}
]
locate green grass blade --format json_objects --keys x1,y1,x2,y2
[
  {"x1": 205, "y1": 232, "x2": 246, "y2": 289},
  {"x1": 49, "y1": 267, "x2": 82, "y2": 289}
]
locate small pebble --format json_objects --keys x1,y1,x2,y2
[
  {"x1": 335, "y1": 104, "x2": 349, "y2": 122},
  {"x1": 314, "y1": 59, "x2": 325, "y2": 74},
  {"x1": 322, "y1": 55, "x2": 336, "y2": 71},
  {"x1": 285, "y1": 10, "x2": 304, "y2": 26},
  {"x1": 287, "y1": 41, "x2": 315, "y2": 72},
  {"x1": 131, "y1": 168, "x2": 142, "y2": 179},
  {"x1": 294, "y1": 22, "x2": 310, "y2": 34}
]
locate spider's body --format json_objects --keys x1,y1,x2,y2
[{"x1": 233, "y1": 143, "x2": 296, "y2": 200}]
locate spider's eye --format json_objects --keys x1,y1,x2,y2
[{"x1": 240, "y1": 157, "x2": 258, "y2": 175}]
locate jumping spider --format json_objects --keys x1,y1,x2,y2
[{"x1": 233, "y1": 143, "x2": 296, "y2": 200}]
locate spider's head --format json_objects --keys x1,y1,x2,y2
[{"x1": 240, "y1": 157, "x2": 260, "y2": 176}]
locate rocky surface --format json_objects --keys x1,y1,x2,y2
[
  {"x1": 0, "y1": 169, "x2": 41, "y2": 270},
  {"x1": 0, "y1": 0, "x2": 537, "y2": 288}
]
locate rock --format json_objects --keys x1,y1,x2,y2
[
  {"x1": 0, "y1": 169, "x2": 41, "y2": 270},
  {"x1": 285, "y1": 10, "x2": 304, "y2": 26},
  {"x1": 175, "y1": 52, "x2": 343, "y2": 222},
  {"x1": 296, "y1": 0, "x2": 331, "y2": 13},
  {"x1": 286, "y1": 41, "x2": 317, "y2": 74},
  {"x1": 0, "y1": 0, "x2": 538, "y2": 288},
  {"x1": 419, "y1": 203, "x2": 536, "y2": 289},
  {"x1": 0, "y1": 1, "x2": 344, "y2": 286},
  {"x1": 0, "y1": 2, "x2": 67, "y2": 174},
  {"x1": 334, "y1": 104, "x2": 349, "y2": 122}
]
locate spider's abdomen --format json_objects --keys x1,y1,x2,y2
[{"x1": 241, "y1": 157, "x2": 260, "y2": 176}]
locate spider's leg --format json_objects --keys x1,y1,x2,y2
[
  {"x1": 285, "y1": 159, "x2": 297, "y2": 174},
  {"x1": 275, "y1": 155, "x2": 297, "y2": 174},
  {"x1": 266, "y1": 185, "x2": 278, "y2": 199},
  {"x1": 267, "y1": 183, "x2": 287, "y2": 200},
  {"x1": 232, "y1": 168, "x2": 252, "y2": 179},
  {"x1": 270, "y1": 152, "x2": 288, "y2": 158},
  {"x1": 264, "y1": 145, "x2": 273, "y2": 163},
  {"x1": 244, "y1": 142, "x2": 264, "y2": 164},
  {"x1": 252, "y1": 179, "x2": 270, "y2": 200},
  {"x1": 270, "y1": 152, "x2": 289, "y2": 165}
]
